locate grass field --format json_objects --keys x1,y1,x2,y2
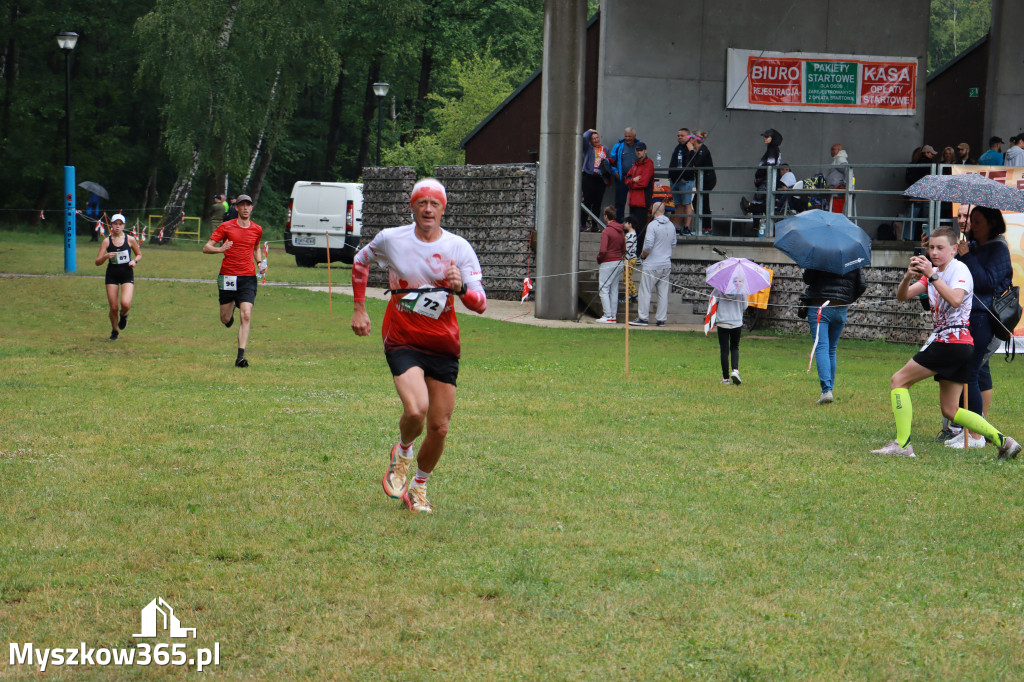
[{"x1": 2, "y1": 233, "x2": 1024, "y2": 679}]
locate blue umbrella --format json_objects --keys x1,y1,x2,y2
[{"x1": 774, "y1": 210, "x2": 871, "y2": 274}]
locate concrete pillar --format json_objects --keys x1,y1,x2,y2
[
  {"x1": 535, "y1": 0, "x2": 587, "y2": 320},
  {"x1": 985, "y1": 0, "x2": 1024, "y2": 142}
]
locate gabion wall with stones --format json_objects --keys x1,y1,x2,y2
[
  {"x1": 675, "y1": 261, "x2": 932, "y2": 343},
  {"x1": 358, "y1": 164, "x2": 536, "y2": 301}
]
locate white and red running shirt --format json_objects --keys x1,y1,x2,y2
[
  {"x1": 920, "y1": 258, "x2": 974, "y2": 345},
  {"x1": 354, "y1": 224, "x2": 484, "y2": 358}
]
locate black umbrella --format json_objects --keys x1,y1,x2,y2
[{"x1": 78, "y1": 181, "x2": 109, "y2": 200}]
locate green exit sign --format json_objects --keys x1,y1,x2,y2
[{"x1": 968, "y1": 87, "x2": 979, "y2": 97}]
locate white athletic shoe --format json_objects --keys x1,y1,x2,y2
[
  {"x1": 944, "y1": 432, "x2": 986, "y2": 449},
  {"x1": 870, "y1": 440, "x2": 916, "y2": 458},
  {"x1": 595, "y1": 316, "x2": 616, "y2": 324}
]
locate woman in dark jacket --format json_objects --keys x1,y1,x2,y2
[
  {"x1": 689, "y1": 131, "x2": 715, "y2": 234},
  {"x1": 800, "y1": 266, "x2": 868, "y2": 404},
  {"x1": 946, "y1": 206, "x2": 1014, "y2": 448}
]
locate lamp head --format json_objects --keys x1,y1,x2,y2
[
  {"x1": 56, "y1": 32, "x2": 79, "y2": 52},
  {"x1": 372, "y1": 82, "x2": 390, "y2": 98}
]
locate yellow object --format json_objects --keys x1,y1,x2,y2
[
  {"x1": 748, "y1": 268, "x2": 773, "y2": 309},
  {"x1": 147, "y1": 215, "x2": 203, "y2": 242}
]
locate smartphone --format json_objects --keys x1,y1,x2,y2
[{"x1": 913, "y1": 246, "x2": 927, "y2": 258}]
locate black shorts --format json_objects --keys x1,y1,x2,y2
[
  {"x1": 218, "y1": 275, "x2": 258, "y2": 306},
  {"x1": 105, "y1": 268, "x2": 134, "y2": 286},
  {"x1": 385, "y1": 348, "x2": 459, "y2": 386},
  {"x1": 913, "y1": 341, "x2": 973, "y2": 384}
]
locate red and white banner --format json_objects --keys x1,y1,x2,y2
[{"x1": 727, "y1": 49, "x2": 917, "y2": 115}]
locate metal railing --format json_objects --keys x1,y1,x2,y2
[{"x1": 586, "y1": 162, "x2": 953, "y2": 241}]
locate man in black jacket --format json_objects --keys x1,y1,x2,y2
[{"x1": 668, "y1": 128, "x2": 695, "y2": 235}]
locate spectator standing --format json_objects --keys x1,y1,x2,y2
[
  {"x1": 629, "y1": 202, "x2": 676, "y2": 327},
  {"x1": 799, "y1": 266, "x2": 867, "y2": 404},
  {"x1": 945, "y1": 206, "x2": 1014, "y2": 449},
  {"x1": 224, "y1": 196, "x2": 239, "y2": 221},
  {"x1": 581, "y1": 129, "x2": 608, "y2": 232},
  {"x1": 740, "y1": 129, "x2": 783, "y2": 235},
  {"x1": 826, "y1": 143, "x2": 851, "y2": 213},
  {"x1": 713, "y1": 288, "x2": 748, "y2": 385},
  {"x1": 624, "y1": 141, "x2": 655, "y2": 230},
  {"x1": 621, "y1": 215, "x2": 639, "y2": 303},
  {"x1": 689, "y1": 131, "x2": 716, "y2": 234},
  {"x1": 668, "y1": 128, "x2": 695, "y2": 234},
  {"x1": 977, "y1": 137, "x2": 1004, "y2": 166},
  {"x1": 595, "y1": 205, "x2": 625, "y2": 324},
  {"x1": 904, "y1": 145, "x2": 936, "y2": 240},
  {"x1": 956, "y1": 142, "x2": 978, "y2": 165},
  {"x1": 608, "y1": 127, "x2": 639, "y2": 221},
  {"x1": 1004, "y1": 135, "x2": 1024, "y2": 166}
]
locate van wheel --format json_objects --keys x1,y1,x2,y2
[{"x1": 295, "y1": 255, "x2": 318, "y2": 268}]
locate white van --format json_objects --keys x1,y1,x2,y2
[{"x1": 284, "y1": 181, "x2": 363, "y2": 267}]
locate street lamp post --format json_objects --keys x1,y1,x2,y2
[
  {"x1": 372, "y1": 82, "x2": 389, "y2": 167},
  {"x1": 56, "y1": 31, "x2": 78, "y2": 273}
]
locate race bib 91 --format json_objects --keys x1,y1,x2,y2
[
  {"x1": 218, "y1": 275, "x2": 238, "y2": 291},
  {"x1": 113, "y1": 250, "x2": 131, "y2": 265},
  {"x1": 399, "y1": 291, "x2": 448, "y2": 319}
]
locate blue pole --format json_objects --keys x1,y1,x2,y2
[{"x1": 64, "y1": 166, "x2": 76, "y2": 272}]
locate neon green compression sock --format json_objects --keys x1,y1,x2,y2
[
  {"x1": 891, "y1": 388, "x2": 912, "y2": 448},
  {"x1": 953, "y1": 408, "x2": 1004, "y2": 446}
]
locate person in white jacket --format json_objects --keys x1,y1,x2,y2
[
  {"x1": 712, "y1": 288, "x2": 748, "y2": 384},
  {"x1": 629, "y1": 202, "x2": 677, "y2": 327}
]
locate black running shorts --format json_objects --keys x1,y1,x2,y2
[
  {"x1": 105, "y1": 268, "x2": 134, "y2": 286},
  {"x1": 913, "y1": 341, "x2": 973, "y2": 384},
  {"x1": 385, "y1": 348, "x2": 459, "y2": 386},
  {"x1": 218, "y1": 275, "x2": 258, "y2": 306}
]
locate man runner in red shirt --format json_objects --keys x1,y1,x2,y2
[
  {"x1": 203, "y1": 194, "x2": 265, "y2": 367},
  {"x1": 351, "y1": 178, "x2": 487, "y2": 513}
]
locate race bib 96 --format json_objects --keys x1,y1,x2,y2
[{"x1": 218, "y1": 275, "x2": 238, "y2": 291}]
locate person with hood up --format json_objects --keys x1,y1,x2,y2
[
  {"x1": 595, "y1": 205, "x2": 625, "y2": 324},
  {"x1": 740, "y1": 129, "x2": 783, "y2": 219},
  {"x1": 629, "y1": 202, "x2": 677, "y2": 327}
]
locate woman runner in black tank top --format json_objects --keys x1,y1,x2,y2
[{"x1": 94, "y1": 214, "x2": 141, "y2": 340}]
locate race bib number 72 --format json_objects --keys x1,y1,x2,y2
[{"x1": 399, "y1": 291, "x2": 448, "y2": 319}]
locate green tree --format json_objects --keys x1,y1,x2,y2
[
  {"x1": 928, "y1": 0, "x2": 991, "y2": 73},
  {"x1": 384, "y1": 50, "x2": 514, "y2": 175}
]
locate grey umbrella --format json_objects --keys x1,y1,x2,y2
[
  {"x1": 78, "y1": 181, "x2": 109, "y2": 200},
  {"x1": 904, "y1": 173, "x2": 1024, "y2": 211}
]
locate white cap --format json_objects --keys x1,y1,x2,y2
[{"x1": 111, "y1": 213, "x2": 126, "y2": 224}]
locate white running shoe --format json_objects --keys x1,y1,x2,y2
[
  {"x1": 382, "y1": 444, "x2": 413, "y2": 499},
  {"x1": 595, "y1": 316, "x2": 616, "y2": 324},
  {"x1": 944, "y1": 432, "x2": 986, "y2": 449},
  {"x1": 731, "y1": 369, "x2": 742, "y2": 385},
  {"x1": 870, "y1": 440, "x2": 916, "y2": 458},
  {"x1": 998, "y1": 436, "x2": 1021, "y2": 460}
]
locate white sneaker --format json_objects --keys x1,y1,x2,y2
[
  {"x1": 944, "y1": 432, "x2": 986, "y2": 449},
  {"x1": 595, "y1": 316, "x2": 616, "y2": 324},
  {"x1": 730, "y1": 369, "x2": 742, "y2": 385},
  {"x1": 871, "y1": 440, "x2": 916, "y2": 458}
]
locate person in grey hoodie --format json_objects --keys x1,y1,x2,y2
[
  {"x1": 712, "y1": 288, "x2": 748, "y2": 384},
  {"x1": 629, "y1": 202, "x2": 677, "y2": 327}
]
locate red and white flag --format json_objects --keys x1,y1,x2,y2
[
  {"x1": 260, "y1": 241, "x2": 269, "y2": 284},
  {"x1": 808, "y1": 300, "x2": 830, "y2": 371},
  {"x1": 704, "y1": 295, "x2": 718, "y2": 336},
  {"x1": 95, "y1": 221, "x2": 105, "y2": 237},
  {"x1": 39, "y1": 210, "x2": 45, "y2": 221},
  {"x1": 158, "y1": 225, "x2": 165, "y2": 241},
  {"x1": 521, "y1": 277, "x2": 533, "y2": 303}
]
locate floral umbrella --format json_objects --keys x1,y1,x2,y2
[
  {"x1": 705, "y1": 257, "x2": 771, "y2": 296},
  {"x1": 904, "y1": 172, "x2": 1024, "y2": 212}
]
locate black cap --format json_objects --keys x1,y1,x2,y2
[
  {"x1": 990, "y1": 136, "x2": 1004, "y2": 145},
  {"x1": 634, "y1": 141, "x2": 647, "y2": 151}
]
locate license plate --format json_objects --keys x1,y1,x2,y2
[{"x1": 293, "y1": 235, "x2": 316, "y2": 246}]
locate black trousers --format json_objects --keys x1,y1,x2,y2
[
  {"x1": 581, "y1": 173, "x2": 606, "y2": 229},
  {"x1": 717, "y1": 326, "x2": 742, "y2": 378}
]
